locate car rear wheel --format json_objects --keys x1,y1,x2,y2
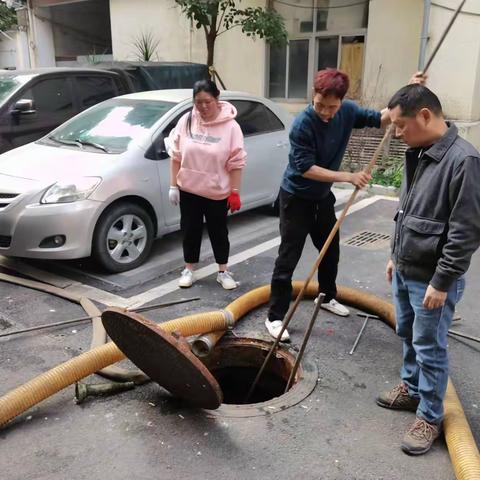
[{"x1": 92, "y1": 203, "x2": 154, "y2": 272}]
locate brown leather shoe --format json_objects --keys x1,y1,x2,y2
[
  {"x1": 376, "y1": 383, "x2": 419, "y2": 412},
  {"x1": 401, "y1": 417, "x2": 441, "y2": 455}
]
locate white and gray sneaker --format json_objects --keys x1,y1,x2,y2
[
  {"x1": 178, "y1": 268, "x2": 195, "y2": 288},
  {"x1": 265, "y1": 319, "x2": 290, "y2": 342},
  {"x1": 217, "y1": 271, "x2": 238, "y2": 290},
  {"x1": 320, "y1": 298, "x2": 350, "y2": 317}
]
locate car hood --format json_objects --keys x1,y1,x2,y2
[{"x1": 0, "y1": 142, "x2": 120, "y2": 184}]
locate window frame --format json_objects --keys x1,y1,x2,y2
[{"x1": 266, "y1": 0, "x2": 368, "y2": 102}]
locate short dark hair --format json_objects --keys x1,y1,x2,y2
[
  {"x1": 313, "y1": 69, "x2": 349, "y2": 99},
  {"x1": 388, "y1": 84, "x2": 443, "y2": 117}
]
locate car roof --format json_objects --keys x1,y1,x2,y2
[
  {"x1": 118, "y1": 89, "x2": 261, "y2": 103},
  {"x1": 0, "y1": 67, "x2": 113, "y2": 76}
]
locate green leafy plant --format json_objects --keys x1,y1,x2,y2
[
  {"x1": 132, "y1": 30, "x2": 160, "y2": 61},
  {"x1": 0, "y1": 3, "x2": 17, "y2": 31},
  {"x1": 174, "y1": 0, "x2": 287, "y2": 72},
  {"x1": 370, "y1": 159, "x2": 404, "y2": 189}
]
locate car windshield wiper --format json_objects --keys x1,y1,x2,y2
[
  {"x1": 47, "y1": 136, "x2": 83, "y2": 148},
  {"x1": 75, "y1": 138, "x2": 110, "y2": 153}
]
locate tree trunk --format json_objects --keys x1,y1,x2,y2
[
  {"x1": 206, "y1": 7, "x2": 218, "y2": 80},
  {"x1": 206, "y1": 31, "x2": 216, "y2": 72}
]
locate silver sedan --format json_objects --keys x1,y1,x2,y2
[{"x1": 0, "y1": 90, "x2": 292, "y2": 272}]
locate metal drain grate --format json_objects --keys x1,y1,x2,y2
[{"x1": 343, "y1": 231, "x2": 390, "y2": 248}]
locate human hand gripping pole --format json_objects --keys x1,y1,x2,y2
[{"x1": 245, "y1": 0, "x2": 466, "y2": 403}]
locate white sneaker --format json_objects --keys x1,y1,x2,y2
[
  {"x1": 217, "y1": 271, "x2": 238, "y2": 290},
  {"x1": 178, "y1": 268, "x2": 195, "y2": 288},
  {"x1": 320, "y1": 298, "x2": 350, "y2": 317},
  {"x1": 265, "y1": 319, "x2": 290, "y2": 342}
]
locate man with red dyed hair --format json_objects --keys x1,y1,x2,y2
[{"x1": 265, "y1": 68, "x2": 424, "y2": 341}]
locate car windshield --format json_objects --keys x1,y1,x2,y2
[
  {"x1": 47, "y1": 99, "x2": 176, "y2": 154},
  {"x1": 0, "y1": 74, "x2": 36, "y2": 104}
]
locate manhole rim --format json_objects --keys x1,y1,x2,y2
[{"x1": 201, "y1": 337, "x2": 318, "y2": 418}]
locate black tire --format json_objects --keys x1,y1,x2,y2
[{"x1": 92, "y1": 202, "x2": 154, "y2": 273}]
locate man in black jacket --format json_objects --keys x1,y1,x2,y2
[{"x1": 376, "y1": 84, "x2": 480, "y2": 455}]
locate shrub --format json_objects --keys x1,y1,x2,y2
[{"x1": 370, "y1": 159, "x2": 404, "y2": 188}]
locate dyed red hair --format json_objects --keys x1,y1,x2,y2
[{"x1": 313, "y1": 69, "x2": 350, "y2": 99}]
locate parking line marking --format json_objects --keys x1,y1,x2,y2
[
  {"x1": 125, "y1": 236, "x2": 283, "y2": 309},
  {"x1": 1, "y1": 195, "x2": 397, "y2": 309}
]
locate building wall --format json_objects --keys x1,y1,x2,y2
[
  {"x1": 426, "y1": 0, "x2": 480, "y2": 121},
  {"x1": 363, "y1": 0, "x2": 480, "y2": 123},
  {"x1": 15, "y1": 30, "x2": 31, "y2": 69},
  {"x1": 362, "y1": 0, "x2": 423, "y2": 110},
  {"x1": 0, "y1": 31, "x2": 17, "y2": 69},
  {"x1": 109, "y1": 0, "x2": 267, "y2": 96}
]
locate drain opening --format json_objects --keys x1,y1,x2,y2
[
  {"x1": 212, "y1": 366, "x2": 287, "y2": 404},
  {"x1": 201, "y1": 338, "x2": 299, "y2": 405},
  {"x1": 343, "y1": 230, "x2": 390, "y2": 248}
]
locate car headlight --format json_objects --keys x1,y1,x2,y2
[{"x1": 41, "y1": 177, "x2": 102, "y2": 204}]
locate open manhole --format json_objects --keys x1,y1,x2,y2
[
  {"x1": 343, "y1": 230, "x2": 390, "y2": 248},
  {"x1": 200, "y1": 337, "x2": 318, "y2": 418},
  {"x1": 101, "y1": 309, "x2": 318, "y2": 417}
]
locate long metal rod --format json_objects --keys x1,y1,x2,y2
[
  {"x1": 0, "y1": 297, "x2": 200, "y2": 338},
  {"x1": 349, "y1": 315, "x2": 370, "y2": 355},
  {"x1": 422, "y1": 0, "x2": 466, "y2": 74},
  {"x1": 245, "y1": 1, "x2": 465, "y2": 403},
  {"x1": 448, "y1": 329, "x2": 480, "y2": 344},
  {"x1": 284, "y1": 293, "x2": 325, "y2": 393}
]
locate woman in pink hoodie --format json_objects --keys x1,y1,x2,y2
[{"x1": 167, "y1": 80, "x2": 247, "y2": 289}]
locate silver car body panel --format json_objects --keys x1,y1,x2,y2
[{"x1": 0, "y1": 90, "x2": 292, "y2": 260}]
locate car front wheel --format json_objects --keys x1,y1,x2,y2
[{"x1": 92, "y1": 202, "x2": 154, "y2": 272}]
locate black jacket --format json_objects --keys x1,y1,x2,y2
[{"x1": 392, "y1": 123, "x2": 480, "y2": 291}]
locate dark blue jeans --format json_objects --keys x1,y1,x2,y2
[{"x1": 392, "y1": 270, "x2": 465, "y2": 424}]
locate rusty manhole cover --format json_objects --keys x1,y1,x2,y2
[{"x1": 101, "y1": 308, "x2": 223, "y2": 409}]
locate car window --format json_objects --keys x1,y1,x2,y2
[
  {"x1": 113, "y1": 76, "x2": 129, "y2": 95},
  {"x1": 161, "y1": 108, "x2": 192, "y2": 138},
  {"x1": 229, "y1": 100, "x2": 284, "y2": 137},
  {"x1": 47, "y1": 98, "x2": 175, "y2": 154},
  {"x1": 76, "y1": 76, "x2": 118, "y2": 109},
  {"x1": 23, "y1": 77, "x2": 74, "y2": 115},
  {"x1": 0, "y1": 74, "x2": 36, "y2": 105}
]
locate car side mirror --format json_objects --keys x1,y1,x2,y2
[
  {"x1": 12, "y1": 98, "x2": 36, "y2": 115},
  {"x1": 155, "y1": 135, "x2": 169, "y2": 160}
]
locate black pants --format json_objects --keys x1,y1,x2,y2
[
  {"x1": 268, "y1": 188, "x2": 339, "y2": 321},
  {"x1": 179, "y1": 190, "x2": 229, "y2": 265}
]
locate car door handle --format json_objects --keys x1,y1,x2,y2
[{"x1": 276, "y1": 141, "x2": 288, "y2": 148}]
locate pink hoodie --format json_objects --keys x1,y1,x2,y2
[{"x1": 167, "y1": 101, "x2": 247, "y2": 200}]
